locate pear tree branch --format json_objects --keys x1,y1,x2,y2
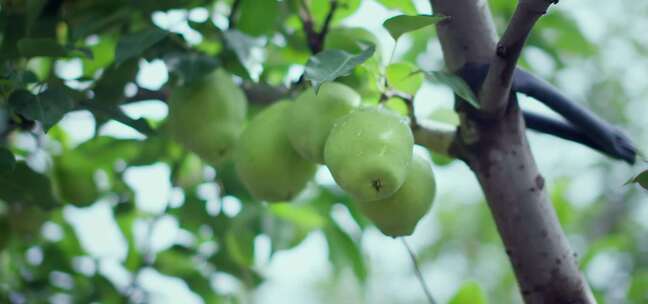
[
  {"x1": 318, "y1": 0, "x2": 339, "y2": 46},
  {"x1": 479, "y1": 0, "x2": 557, "y2": 115},
  {"x1": 429, "y1": 0, "x2": 595, "y2": 302},
  {"x1": 228, "y1": 0, "x2": 242, "y2": 29},
  {"x1": 297, "y1": 0, "x2": 339, "y2": 54},
  {"x1": 121, "y1": 84, "x2": 459, "y2": 158},
  {"x1": 381, "y1": 89, "x2": 458, "y2": 158},
  {"x1": 413, "y1": 121, "x2": 456, "y2": 158}
]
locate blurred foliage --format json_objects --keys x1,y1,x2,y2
[{"x1": 0, "y1": 0, "x2": 646, "y2": 303}]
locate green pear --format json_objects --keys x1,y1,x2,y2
[
  {"x1": 167, "y1": 69, "x2": 247, "y2": 165},
  {"x1": 357, "y1": 154, "x2": 436, "y2": 237},
  {"x1": 235, "y1": 101, "x2": 317, "y2": 202},
  {"x1": 324, "y1": 107, "x2": 414, "y2": 201},
  {"x1": 175, "y1": 153, "x2": 205, "y2": 189},
  {"x1": 287, "y1": 82, "x2": 361, "y2": 163}
]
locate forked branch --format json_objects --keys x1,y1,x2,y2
[{"x1": 479, "y1": 0, "x2": 557, "y2": 115}]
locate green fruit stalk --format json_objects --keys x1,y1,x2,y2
[
  {"x1": 167, "y1": 69, "x2": 247, "y2": 165},
  {"x1": 287, "y1": 82, "x2": 360, "y2": 163},
  {"x1": 324, "y1": 107, "x2": 414, "y2": 201},
  {"x1": 235, "y1": 101, "x2": 317, "y2": 202},
  {"x1": 357, "y1": 153, "x2": 436, "y2": 237}
]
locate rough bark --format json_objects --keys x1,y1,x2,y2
[
  {"x1": 429, "y1": 0, "x2": 596, "y2": 302},
  {"x1": 479, "y1": 0, "x2": 557, "y2": 114}
]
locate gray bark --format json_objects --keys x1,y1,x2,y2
[{"x1": 429, "y1": 0, "x2": 596, "y2": 302}]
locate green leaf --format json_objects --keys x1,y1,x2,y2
[
  {"x1": 325, "y1": 27, "x2": 381, "y2": 55},
  {"x1": 0, "y1": 147, "x2": 15, "y2": 173},
  {"x1": 155, "y1": 246, "x2": 198, "y2": 278},
  {"x1": 626, "y1": 170, "x2": 648, "y2": 190},
  {"x1": 114, "y1": 28, "x2": 168, "y2": 65},
  {"x1": 69, "y1": 9, "x2": 131, "y2": 41},
  {"x1": 424, "y1": 70, "x2": 480, "y2": 108},
  {"x1": 376, "y1": 0, "x2": 417, "y2": 14},
  {"x1": 449, "y1": 281, "x2": 488, "y2": 304},
  {"x1": 165, "y1": 53, "x2": 219, "y2": 85},
  {"x1": 269, "y1": 204, "x2": 326, "y2": 231},
  {"x1": 83, "y1": 102, "x2": 155, "y2": 136},
  {"x1": 383, "y1": 15, "x2": 446, "y2": 41},
  {"x1": 306, "y1": 0, "x2": 361, "y2": 25},
  {"x1": 0, "y1": 216, "x2": 10, "y2": 250},
  {"x1": 222, "y1": 30, "x2": 266, "y2": 80},
  {"x1": 534, "y1": 12, "x2": 596, "y2": 57},
  {"x1": 580, "y1": 235, "x2": 630, "y2": 268},
  {"x1": 9, "y1": 86, "x2": 77, "y2": 131},
  {"x1": 385, "y1": 98, "x2": 409, "y2": 116},
  {"x1": 17, "y1": 38, "x2": 92, "y2": 59},
  {"x1": 237, "y1": 0, "x2": 279, "y2": 36},
  {"x1": 304, "y1": 44, "x2": 376, "y2": 92},
  {"x1": 25, "y1": 0, "x2": 48, "y2": 27},
  {"x1": 0, "y1": 108, "x2": 7, "y2": 135},
  {"x1": 324, "y1": 221, "x2": 367, "y2": 282},
  {"x1": 386, "y1": 62, "x2": 424, "y2": 95},
  {"x1": 82, "y1": 37, "x2": 116, "y2": 77},
  {"x1": 92, "y1": 59, "x2": 139, "y2": 106},
  {"x1": 17, "y1": 38, "x2": 68, "y2": 57},
  {"x1": 225, "y1": 228, "x2": 255, "y2": 267},
  {"x1": 116, "y1": 212, "x2": 141, "y2": 271},
  {"x1": 628, "y1": 272, "x2": 648, "y2": 302},
  {"x1": 0, "y1": 162, "x2": 59, "y2": 209},
  {"x1": 170, "y1": 193, "x2": 213, "y2": 232}
]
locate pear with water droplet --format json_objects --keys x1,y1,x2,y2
[
  {"x1": 167, "y1": 69, "x2": 247, "y2": 165},
  {"x1": 235, "y1": 101, "x2": 317, "y2": 202},
  {"x1": 357, "y1": 154, "x2": 436, "y2": 237},
  {"x1": 287, "y1": 82, "x2": 361, "y2": 163},
  {"x1": 324, "y1": 107, "x2": 414, "y2": 201}
]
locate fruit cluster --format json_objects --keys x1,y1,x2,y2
[{"x1": 168, "y1": 71, "x2": 436, "y2": 237}]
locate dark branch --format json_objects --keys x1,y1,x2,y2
[
  {"x1": 522, "y1": 111, "x2": 632, "y2": 161},
  {"x1": 240, "y1": 82, "x2": 290, "y2": 104},
  {"x1": 228, "y1": 0, "x2": 242, "y2": 29},
  {"x1": 122, "y1": 83, "x2": 289, "y2": 106},
  {"x1": 513, "y1": 69, "x2": 636, "y2": 164},
  {"x1": 297, "y1": 0, "x2": 320, "y2": 54},
  {"x1": 380, "y1": 89, "x2": 417, "y2": 127},
  {"x1": 459, "y1": 63, "x2": 637, "y2": 164},
  {"x1": 317, "y1": 0, "x2": 339, "y2": 50},
  {"x1": 125, "y1": 88, "x2": 168, "y2": 103},
  {"x1": 298, "y1": 0, "x2": 339, "y2": 54},
  {"x1": 479, "y1": 0, "x2": 557, "y2": 114}
]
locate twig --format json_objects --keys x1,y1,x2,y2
[
  {"x1": 297, "y1": 0, "x2": 319, "y2": 53},
  {"x1": 382, "y1": 89, "x2": 417, "y2": 127},
  {"x1": 317, "y1": 0, "x2": 339, "y2": 49},
  {"x1": 414, "y1": 120, "x2": 456, "y2": 158},
  {"x1": 228, "y1": 0, "x2": 242, "y2": 29},
  {"x1": 125, "y1": 87, "x2": 169, "y2": 103},
  {"x1": 298, "y1": 0, "x2": 339, "y2": 54},
  {"x1": 479, "y1": 0, "x2": 557, "y2": 115},
  {"x1": 401, "y1": 238, "x2": 436, "y2": 304},
  {"x1": 119, "y1": 83, "x2": 289, "y2": 106}
]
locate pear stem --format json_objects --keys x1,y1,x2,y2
[{"x1": 401, "y1": 238, "x2": 437, "y2": 304}]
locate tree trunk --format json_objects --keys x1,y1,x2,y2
[{"x1": 428, "y1": 0, "x2": 596, "y2": 302}]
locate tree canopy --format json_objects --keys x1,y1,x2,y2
[{"x1": 0, "y1": 0, "x2": 647, "y2": 303}]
